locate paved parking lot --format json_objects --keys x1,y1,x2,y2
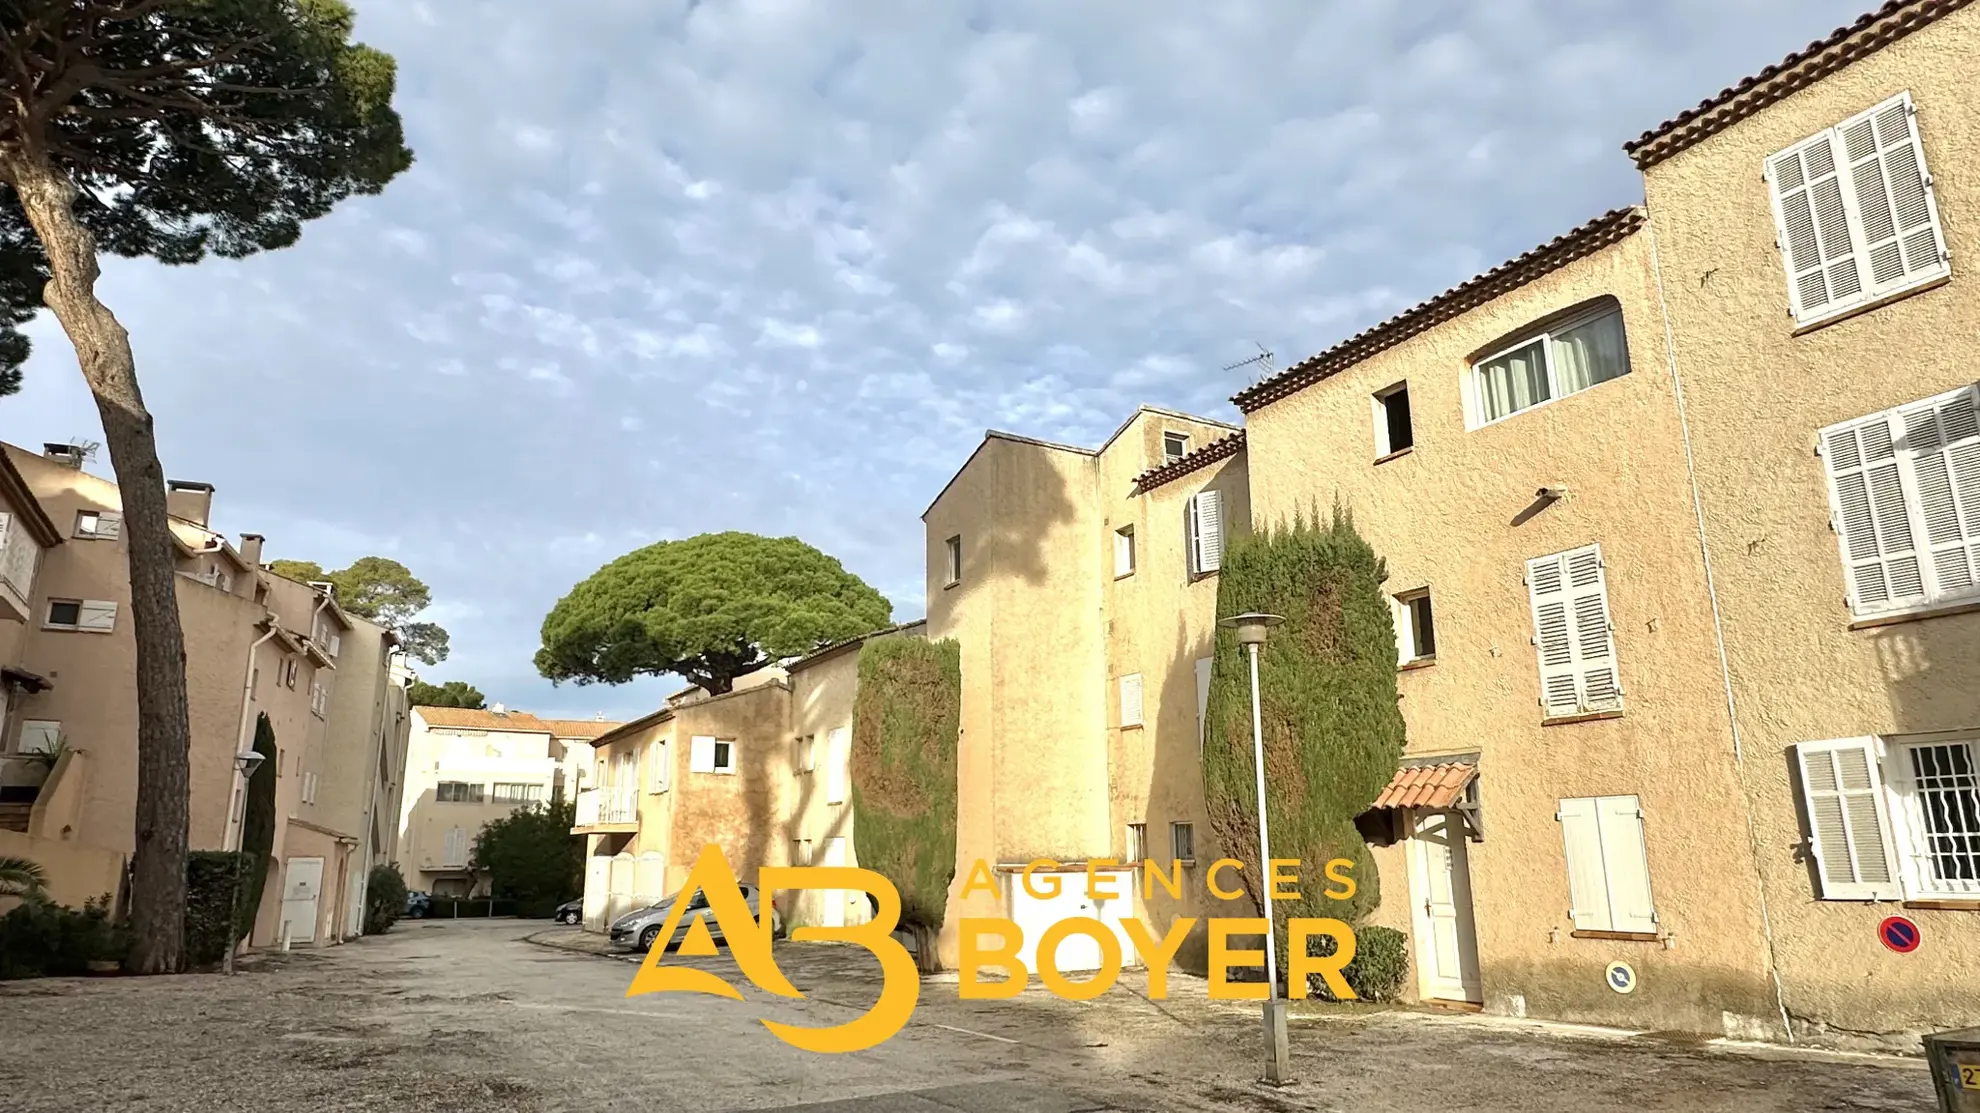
[{"x1": 0, "y1": 919, "x2": 1936, "y2": 1112}]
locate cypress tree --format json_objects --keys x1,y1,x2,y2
[
  {"x1": 849, "y1": 637, "x2": 960, "y2": 973},
  {"x1": 237, "y1": 714, "x2": 278, "y2": 943},
  {"x1": 1202, "y1": 506, "x2": 1404, "y2": 980}
]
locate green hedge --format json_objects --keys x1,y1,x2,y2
[
  {"x1": 184, "y1": 851, "x2": 259, "y2": 968},
  {"x1": 0, "y1": 896, "x2": 124, "y2": 979},
  {"x1": 1307, "y1": 924, "x2": 1409, "y2": 1002}
]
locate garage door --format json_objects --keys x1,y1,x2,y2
[{"x1": 1007, "y1": 869, "x2": 1135, "y2": 973}]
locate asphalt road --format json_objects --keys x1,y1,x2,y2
[{"x1": 0, "y1": 918, "x2": 1937, "y2": 1112}]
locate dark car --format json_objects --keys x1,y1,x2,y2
[
  {"x1": 404, "y1": 890, "x2": 431, "y2": 919},
  {"x1": 553, "y1": 899, "x2": 582, "y2": 925}
]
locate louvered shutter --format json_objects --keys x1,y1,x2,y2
[
  {"x1": 96, "y1": 512, "x2": 122, "y2": 539},
  {"x1": 1194, "y1": 657, "x2": 1213, "y2": 751},
  {"x1": 1897, "y1": 385, "x2": 1980, "y2": 600},
  {"x1": 1767, "y1": 131, "x2": 1865, "y2": 322},
  {"x1": 655, "y1": 741, "x2": 671, "y2": 791},
  {"x1": 690, "y1": 735, "x2": 716, "y2": 773},
  {"x1": 1556, "y1": 798, "x2": 1610, "y2": 931},
  {"x1": 1190, "y1": 490, "x2": 1224, "y2": 574},
  {"x1": 77, "y1": 600, "x2": 118, "y2": 632},
  {"x1": 1821, "y1": 413, "x2": 1927, "y2": 613},
  {"x1": 1836, "y1": 93, "x2": 1949, "y2": 295},
  {"x1": 1525, "y1": 554, "x2": 1582, "y2": 717},
  {"x1": 826, "y1": 727, "x2": 849, "y2": 804},
  {"x1": 1119, "y1": 674, "x2": 1143, "y2": 727},
  {"x1": 1595, "y1": 796, "x2": 1658, "y2": 934},
  {"x1": 1565, "y1": 546, "x2": 1621, "y2": 711},
  {"x1": 1794, "y1": 738, "x2": 1902, "y2": 900}
]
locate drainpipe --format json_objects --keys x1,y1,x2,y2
[
  {"x1": 229, "y1": 619, "x2": 282, "y2": 851},
  {"x1": 308, "y1": 590, "x2": 332, "y2": 648}
]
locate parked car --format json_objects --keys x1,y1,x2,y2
[
  {"x1": 404, "y1": 890, "x2": 431, "y2": 919},
  {"x1": 553, "y1": 899, "x2": 582, "y2": 925},
  {"x1": 608, "y1": 885, "x2": 782, "y2": 952}
]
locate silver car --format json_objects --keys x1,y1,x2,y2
[{"x1": 608, "y1": 885, "x2": 783, "y2": 952}]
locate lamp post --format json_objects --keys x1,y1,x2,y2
[
  {"x1": 1218, "y1": 611, "x2": 1289, "y2": 1086},
  {"x1": 223, "y1": 748, "x2": 266, "y2": 976}
]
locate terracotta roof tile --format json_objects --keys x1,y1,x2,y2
[
  {"x1": 1131, "y1": 432, "x2": 1246, "y2": 495},
  {"x1": 1233, "y1": 208, "x2": 1645, "y2": 414},
  {"x1": 537, "y1": 718, "x2": 626, "y2": 740},
  {"x1": 1371, "y1": 760, "x2": 1477, "y2": 810},
  {"x1": 414, "y1": 706, "x2": 552, "y2": 732},
  {"x1": 1624, "y1": 0, "x2": 1973, "y2": 171}
]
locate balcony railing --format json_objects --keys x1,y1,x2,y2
[{"x1": 573, "y1": 785, "x2": 638, "y2": 829}]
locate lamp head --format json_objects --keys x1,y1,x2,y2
[
  {"x1": 236, "y1": 750, "x2": 266, "y2": 777},
  {"x1": 1218, "y1": 612, "x2": 1285, "y2": 646}
]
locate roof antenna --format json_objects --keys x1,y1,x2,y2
[{"x1": 1222, "y1": 342, "x2": 1275, "y2": 385}]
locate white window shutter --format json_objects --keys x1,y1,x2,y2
[
  {"x1": 1119, "y1": 674, "x2": 1143, "y2": 727},
  {"x1": 648, "y1": 740, "x2": 663, "y2": 791},
  {"x1": 1193, "y1": 490, "x2": 1224, "y2": 573},
  {"x1": 1194, "y1": 657, "x2": 1213, "y2": 750},
  {"x1": 826, "y1": 727, "x2": 849, "y2": 804},
  {"x1": 1389, "y1": 596, "x2": 1411, "y2": 668},
  {"x1": 1557, "y1": 798, "x2": 1610, "y2": 931},
  {"x1": 1794, "y1": 738, "x2": 1903, "y2": 900},
  {"x1": 97, "y1": 512, "x2": 122, "y2": 539},
  {"x1": 1767, "y1": 130, "x2": 1864, "y2": 322},
  {"x1": 1525, "y1": 555, "x2": 1581, "y2": 717},
  {"x1": 690, "y1": 735, "x2": 716, "y2": 773},
  {"x1": 656, "y1": 742, "x2": 671, "y2": 791},
  {"x1": 18, "y1": 720, "x2": 61, "y2": 755},
  {"x1": 328, "y1": 633, "x2": 342, "y2": 656},
  {"x1": 1565, "y1": 546, "x2": 1621, "y2": 711},
  {"x1": 1836, "y1": 93, "x2": 1949, "y2": 294},
  {"x1": 1822, "y1": 412, "x2": 1927, "y2": 613},
  {"x1": 78, "y1": 600, "x2": 118, "y2": 632},
  {"x1": 1896, "y1": 385, "x2": 1980, "y2": 599},
  {"x1": 1595, "y1": 796, "x2": 1658, "y2": 933},
  {"x1": 1115, "y1": 529, "x2": 1134, "y2": 577}
]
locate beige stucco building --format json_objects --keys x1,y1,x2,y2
[{"x1": 0, "y1": 441, "x2": 414, "y2": 950}]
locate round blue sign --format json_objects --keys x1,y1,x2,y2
[{"x1": 1878, "y1": 916, "x2": 1920, "y2": 954}]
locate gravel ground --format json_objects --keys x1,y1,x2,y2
[{"x1": 0, "y1": 919, "x2": 1935, "y2": 1112}]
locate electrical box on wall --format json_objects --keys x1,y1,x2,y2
[{"x1": 1925, "y1": 1028, "x2": 1980, "y2": 1113}]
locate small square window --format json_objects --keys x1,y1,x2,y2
[
  {"x1": 713, "y1": 740, "x2": 735, "y2": 773},
  {"x1": 1171, "y1": 822, "x2": 1196, "y2": 864},
  {"x1": 1374, "y1": 382, "x2": 1413, "y2": 457},
  {"x1": 1114, "y1": 526, "x2": 1135, "y2": 578},
  {"x1": 1126, "y1": 822, "x2": 1148, "y2": 865},
  {"x1": 1395, "y1": 589, "x2": 1436, "y2": 663},
  {"x1": 1162, "y1": 431, "x2": 1190, "y2": 463},
  {"x1": 944, "y1": 535, "x2": 962, "y2": 586},
  {"x1": 46, "y1": 600, "x2": 81, "y2": 627}
]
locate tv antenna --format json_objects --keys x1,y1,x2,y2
[
  {"x1": 67, "y1": 438, "x2": 101, "y2": 463},
  {"x1": 1221, "y1": 342, "x2": 1275, "y2": 383}
]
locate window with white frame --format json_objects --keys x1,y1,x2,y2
[
  {"x1": 492, "y1": 782, "x2": 543, "y2": 805},
  {"x1": 1468, "y1": 300, "x2": 1630, "y2": 426},
  {"x1": 692, "y1": 735, "x2": 738, "y2": 775},
  {"x1": 74, "y1": 510, "x2": 122, "y2": 540},
  {"x1": 1171, "y1": 821, "x2": 1196, "y2": 865},
  {"x1": 1818, "y1": 383, "x2": 1980, "y2": 618},
  {"x1": 1186, "y1": 489, "x2": 1224, "y2": 576},
  {"x1": 1392, "y1": 589, "x2": 1436, "y2": 664},
  {"x1": 1162, "y1": 430, "x2": 1190, "y2": 463},
  {"x1": 1556, "y1": 795, "x2": 1658, "y2": 934},
  {"x1": 1766, "y1": 91, "x2": 1949, "y2": 328},
  {"x1": 796, "y1": 734, "x2": 816, "y2": 775},
  {"x1": 309, "y1": 680, "x2": 329, "y2": 718},
  {"x1": 944, "y1": 535, "x2": 962, "y2": 586},
  {"x1": 1118, "y1": 673, "x2": 1143, "y2": 728},
  {"x1": 17, "y1": 719, "x2": 61, "y2": 755},
  {"x1": 1525, "y1": 544, "x2": 1621, "y2": 719},
  {"x1": 1126, "y1": 822, "x2": 1148, "y2": 866},
  {"x1": 436, "y1": 781, "x2": 484, "y2": 803},
  {"x1": 45, "y1": 598, "x2": 116, "y2": 633},
  {"x1": 792, "y1": 838, "x2": 813, "y2": 867},
  {"x1": 713, "y1": 739, "x2": 736, "y2": 774},
  {"x1": 1114, "y1": 525, "x2": 1135, "y2": 578},
  {"x1": 1795, "y1": 735, "x2": 1979, "y2": 901},
  {"x1": 1373, "y1": 382, "x2": 1413, "y2": 457}
]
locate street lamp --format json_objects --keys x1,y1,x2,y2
[
  {"x1": 223, "y1": 748, "x2": 266, "y2": 976},
  {"x1": 1217, "y1": 611, "x2": 1290, "y2": 1086}
]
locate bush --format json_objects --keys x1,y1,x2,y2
[
  {"x1": 470, "y1": 799, "x2": 580, "y2": 911},
  {"x1": 1306, "y1": 925, "x2": 1410, "y2": 1003},
  {"x1": 365, "y1": 864, "x2": 408, "y2": 935},
  {"x1": 184, "y1": 851, "x2": 259, "y2": 968},
  {"x1": 0, "y1": 896, "x2": 125, "y2": 979}
]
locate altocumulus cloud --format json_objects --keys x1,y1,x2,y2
[{"x1": 0, "y1": 0, "x2": 1870, "y2": 717}]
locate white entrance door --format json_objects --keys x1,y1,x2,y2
[
  {"x1": 584, "y1": 855, "x2": 612, "y2": 926},
  {"x1": 281, "y1": 857, "x2": 325, "y2": 945},
  {"x1": 1407, "y1": 811, "x2": 1482, "y2": 1003},
  {"x1": 820, "y1": 837, "x2": 848, "y2": 928},
  {"x1": 1008, "y1": 870, "x2": 1134, "y2": 973}
]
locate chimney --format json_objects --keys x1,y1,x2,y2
[
  {"x1": 42, "y1": 443, "x2": 84, "y2": 469},
  {"x1": 238, "y1": 534, "x2": 264, "y2": 567},
  {"x1": 165, "y1": 479, "x2": 214, "y2": 527}
]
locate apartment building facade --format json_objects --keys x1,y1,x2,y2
[{"x1": 0, "y1": 442, "x2": 414, "y2": 949}]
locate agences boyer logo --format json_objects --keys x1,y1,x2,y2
[{"x1": 626, "y1": 843, "x2": 1362, "y2": 1053}]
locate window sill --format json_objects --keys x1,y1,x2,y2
[
  {"x1": 1373, "y1": 446, "x2": 1415, "y2": 466},
  {"x1": 1570, "y1": 929, "x2": 1660, "y2": 942},
  {"x1": 942, "y1": 579, "x2": 960, "y2": 591},
  {"x1": 1849, "y1": 597, "x2": 1980, "y2": 631},
  {"x1": 1115, "y1": 572, "x2": 1135, "y2": 581},
  {"x1": 1120, "y1": 723, "x2": 1144, "y2": 731},
  {"x1": 1541, "y1": 709, "x2": 1624, "y2": 727},
  {"x1": 1903, "y1": 899, "x2": 1980, "y2": 912},
  {"x1": 1790, "y1": 272, "x2": 1950, "y2": 337},
  {"x1": 1400, "y1": 656, "x2": 1437, "y2": 672}
]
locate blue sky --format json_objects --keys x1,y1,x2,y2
[{"x1": 0, "y1": 0, "x2": 1870, "y2": 720}]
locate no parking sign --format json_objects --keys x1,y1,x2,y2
[{"x1": 1879, "y1": 916, "x2": 1921, "y2": 954}]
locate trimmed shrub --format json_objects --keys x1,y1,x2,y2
[
  {"x1": 238, "y1": 715, "x2": 278, "y2": 930},
  {"x1": 0, "y1": 896, "x2": 125, "y2": 979},
  {"x1": 184, "y1": 851, "x2": 258, "y2": 968},
  {"x1": 365, "y1": 864, "x2": 408, "y2": 935},
  {"x1": 1307, "y1": 924, "x2": 1410, "y2": 1003},
  {"x1": 1203, "y1": 506, "x2": 1406, "y2": 982},
  {"x1": 849, "y1": 636, "x2": 960, "y2": 972},
  {"x1": 470, "y1": 798, "x2": 580, "y2": 912}
]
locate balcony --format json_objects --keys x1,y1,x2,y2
[{"x1": 572, "y1": 785, "x2": 639, "y2": 834}]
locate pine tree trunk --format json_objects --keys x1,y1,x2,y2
[{"x1": 5, "y1": 150, "x2": 193, "y2": 975}]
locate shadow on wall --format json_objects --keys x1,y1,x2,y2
[{"x1": 950, "y1": 435, "x2": 1086, "y2": 594}]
